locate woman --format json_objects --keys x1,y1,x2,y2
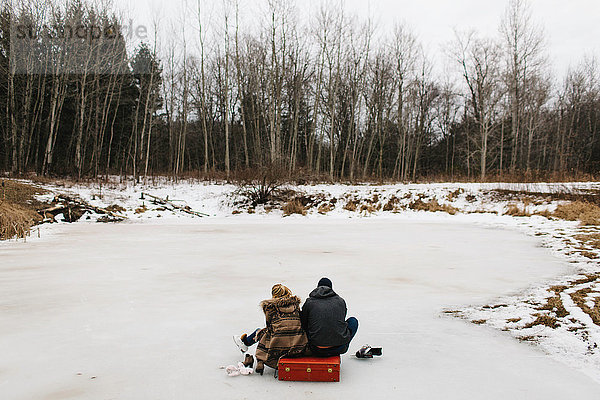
[{"x1": 234, "y1": 284, "x2": 308, "y2": 374}]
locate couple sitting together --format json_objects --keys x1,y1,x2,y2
[{"x1": 234, "y1": 277, "x2": 359, "y2": 375}]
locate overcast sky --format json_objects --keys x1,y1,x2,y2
[{"x1": 124, "y1": 0, "x2": 600, "y2": 79}]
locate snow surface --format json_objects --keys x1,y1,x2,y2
[
  {"x1": 2, "y1": 217, "x2": 600, "y2": 399},
  {"x1": 31, "y1": 178, "x2": 600, "y2": 220}
]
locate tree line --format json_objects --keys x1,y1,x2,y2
[{"x1": 0, "y1": 0, "x2": 598, "y2": 181}]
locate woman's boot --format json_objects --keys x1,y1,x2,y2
[
  {"x1": 243, "y1": 354, "x2": 254, "y2": 368},
  {"x1": 255, "y1": 360, "x2": 264, "y2": 376}
]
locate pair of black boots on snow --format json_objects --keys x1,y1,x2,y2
[{"x1": 355, "y1": 345, "x2": 382, "y2": 359}]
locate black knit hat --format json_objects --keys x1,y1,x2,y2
[{"x1": 318, "y1": 277, "x2": 332, "y2": 288}]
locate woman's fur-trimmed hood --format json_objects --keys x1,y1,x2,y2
[{"x1": 260, "y1": 295, "x2": 301, "y2": 311}]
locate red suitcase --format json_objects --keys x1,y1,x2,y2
[{"x1": 278, "y1": 356, "x2": 341, "y2": 382}]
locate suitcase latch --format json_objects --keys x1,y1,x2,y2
[
  {"x1": 328, "y1": 368, "x2": 332, "y2": 373},
  {"x1": 285, "y1": 367, "x2": 290, "y2": 372},
  {"x1": 306, "y1": 367, "x2": 312, "y2": 373}
]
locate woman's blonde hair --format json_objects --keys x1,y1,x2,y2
[{"x1": 271, "y1": 284, "x2": 292, "y2": 298}]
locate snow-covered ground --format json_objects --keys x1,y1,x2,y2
[
  {"x1": 2, "y1": 179, "x2": 600, "y2": 398},
  {"x1": 32, "y1": 178, "x2": 600, "y2": 220},
  {"x1": 1, "y1": 219, "x2": 598, "y2": 399}
]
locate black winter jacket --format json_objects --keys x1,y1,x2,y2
[{"x1": 300, "y1": 286, "x2": 352, "y2": 347}]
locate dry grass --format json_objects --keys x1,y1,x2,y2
[
  {"x1": 446, "y1": 188, "x2": 464, "y2": 201},
  {"x1": 0, "y1": 202, "x2": 41, "y2": 240},
  {"x1": 537, "y1": 293, "x2": 569, "y2": 318},
  {"x1": 465, "y1": 194, "x2": 477, "y2": 202},
  {"x1": 288, "y1": 193, "x2": 328, "y2": 211},
  {"x1": 570, "y1": 274, "x2": 600, "y2": 286},
  {"x1": 523, "y1": 314, "x2": 559, "y2": 329},
  {"x1": 517, "y1": 335, "x2": 538, "y2": 343},
  {"x1": 0, "y1": 180, "x2": 48, "y2": 240},
  {"x1": 369, "y1": 194, "x2": 380, "y2": 204},
  {"x1": 1, "y1": 179, "x2": 46, "y2": 205},
  {"x1": 134, "y1": 205, "x2": 147, "y2": 214},
  {"x1": 106, "y1": 204, "x2": 126, "y2": 213},
  {"x1": 317, "y1": 203, "x2": 334, "y2": 214},
  {"x1": 579, "y1": 251, "x2": 599, "y2": 259},
  {"x1": 574, "y1": 233, "x2": 600, "y2": 250},
  {"x1": 382, "y1": 196, "x2": 399, "y2": 211},
  {"x1": 343, "y1": 200, "x2": 358, "y2": 212},
  {"x1": 570, "y1": 287, "x2": 600, "y2": 326},
  {"x1": 442, "y1": 310, "x2": 460, "y2": 315},
  {"x1": 471, "y1": 319, "x2": 487, "y2": 325},
  {"x1": 505, "y1": 203, "x2": 531, "y2": 217},
  {"x1": 408, "y1": 199, "x2": 458, "y2": 215},
  {"x1": 553, "y1": 201, "x2": 600, "y2": 225},
  {"x1": 283, "y1": 199, "x2": 307, "y2": 216},
  {"x1": 533, "y1": 209, "x2": 552, "y2": 218},
  {"x1": 481, "y1": 304, "x2": 508, "y2": 310},
  {"x1": 517, "y1": 276, "x2": 600, "y2": 331},
  {"x1": 359, "y1": 203, "x2": 379, "y2": 214}
]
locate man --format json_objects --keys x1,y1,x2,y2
[{"x1": 300, "y1": 277, "x2": 358, "y2": 357}]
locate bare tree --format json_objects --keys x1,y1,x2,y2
[
  {"x1": 500, "y1": 0, "x2": 546, "y2": 172},
  {"x1": 454, "y1": 31, "x2": 504, "y2": 179},
  {"x1": 390, "y1": 24, "x2": 418, "y2": 181}
]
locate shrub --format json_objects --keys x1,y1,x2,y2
[{"x1": 234, "y1": 164, "x2": 289, "y2": 206}]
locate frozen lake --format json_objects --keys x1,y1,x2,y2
[{"x1": 1, "y1": 219, "x2": 598, "y2": 399}]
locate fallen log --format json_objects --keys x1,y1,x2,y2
[
  {"x1": 140, "y1": 192, "x2": 209, "y2": 217},
  {"x1": 37, "y1": 195, "x2": 127, "y2": 222},
  {"x1": 58, "y1": 195, "x2": 127, "y2": 220}
]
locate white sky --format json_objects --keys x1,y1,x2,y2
[{"x1": 121, "y1": 0, "x2": 600, "y2": 79}]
